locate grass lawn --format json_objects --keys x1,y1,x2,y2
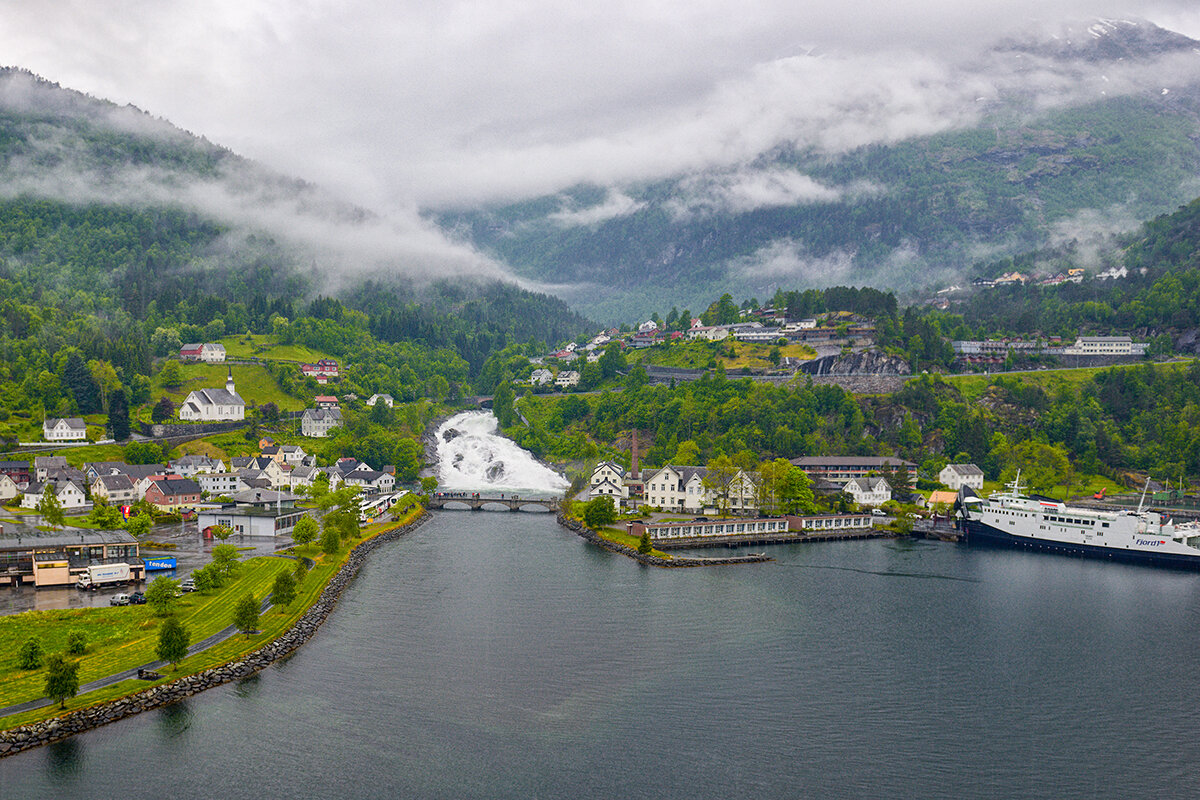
[
  {"x1": 49, "y1": 443, "x2": 128, "y2": 468},
  {"x1": 0, "y1": 556, "x2": 292, "y2": 713},
  {"x1": 629, "y1": 340, "x2": 815, "y2": 371},
  {"x1": 218, "y1": 333, "x2": 334, "y2": 364},
  {"x1": 154, "y1": 362, "x2": 306, "y2": 412},
  {"x1": 979, "y1": 473, "x2": 1127, "y2": 501},
  {"x1": 942, "y1": 361, "x2": 1188, "y2": 403},
  {"x1": 0, "y1": 507, "x2": 425, "y2": 730},
  {"x1": 595, "y1": 525, "x2": 670, "y2": 559}
]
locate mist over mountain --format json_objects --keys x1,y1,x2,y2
[{"x1": 430, "y1": 19, "x2": 1200, "y2": 322}]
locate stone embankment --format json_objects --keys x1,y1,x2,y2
[
  {"x1": 558, "y1": 514, "x2": 772, "y2": 568},
  {"x1": 0, "y1": 512, "x2": 431, "y2": 759}
]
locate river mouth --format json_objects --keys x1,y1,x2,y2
[{"x1": 435, "y1": 411, "x2": 568, "y2": 495}]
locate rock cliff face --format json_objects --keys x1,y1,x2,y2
[{"x1": 800, "y1": 350, "x2": 912, "y2": 376}]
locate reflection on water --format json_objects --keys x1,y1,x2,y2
[
  {"x1": 44, "y1": 737, "x2": 83, "y2": 785},
  {"x1": 232, "y1": 674, "x2": 261, "y2": 700},
  {"x1": 157, "y1": 700, "x2": 193, "y2": 741}
]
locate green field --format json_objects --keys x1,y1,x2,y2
[
  {"x1": 941, "y1": 361, "x2": 1188, "y2": 403},
  {"x1": 218, "y1": 333, "x2": 334, "y2": 364},
  {"x1": 153, "y1": 362, "x2": 305, "y2": 411},
  {"x1": 0, "y1": 556, "x2": 292, "y2": 712},
  {"x1": 627, "y1": 339, "x2": 816, "y2": 371},
  {"x1": 0, "y1": 508, "x2": 425, "y2": 730}
]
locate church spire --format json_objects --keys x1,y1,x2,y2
[{"x1": 226, "y1": 366, "x2": 235, "y2": 394}]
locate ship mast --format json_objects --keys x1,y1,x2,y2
[{"x1": 1136, "y1": 477, "x2": 1151, "y2": 514}]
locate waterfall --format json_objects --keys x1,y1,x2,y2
[{"x1": 435, "y1": 411, "x2": 569, "y2": 494}]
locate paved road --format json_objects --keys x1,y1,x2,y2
[{"x1": 0, "y1": 593, "x2": 278, "y2": 719}]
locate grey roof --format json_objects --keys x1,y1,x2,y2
[
  {"x1": 45, "y1": 418, "x2": 86, "y2": 431},
  {"x1": 303, "y1": 407, "x2": 344, "y2": 422},
  {"x1": 25, "y1": 479, "x2": 85, "y2": 497},
  {"x1": 96, "y1": 474, "x2": 136, "y2": 492},
  {"x1": 846, "y1": 476, "x2": 890, "y2": 492},
  {"x1": 232, "y1": 489, "x2": 301, "y2": 506},
  {"x1": 791, "y1": 456, "x2": 916, "y2": 469},
  {"x1": 346, "y1": 470, "x2": 390, "y2": 484},
  {"x1": 0, "y1": 528, "x2": 138, "y2": 553},
  {"x1": 232, "y1": 457, "x2": 275, "y2": 471},
  {"x1": 188, "y1": 386, "x2": 245, "y2": 407},
  {"x1": 945, "y1": 463, "x2": 984, "y2": 477},
  {"x1": 151, "y1": 478, "x2": 202, "y2": 496},
  {"x1": 170, "y1": 455, "x2": 222, "y2": 468},
  {"x1": 35, "y1": 456, "x2": 70, "y2": 470},
  {"x1": 117, "y1": 464, "x2": 167, "y2": 481}
]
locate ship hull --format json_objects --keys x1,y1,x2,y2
[{"x1": 962, "y1": 519, "x2": 1200, "y2": 570}]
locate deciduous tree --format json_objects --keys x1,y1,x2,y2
[
  {"x1": 145, "y1": 576, "x2": 181, "y2": 616},
  {"x1": 583, "y1": 496, "x2": 617, "y2": 528},
  {"x1": 36, "y1": 485, "x2": 65, "y2": 532},
  {"x1": 44, "y1": 653, "x2": 80, "y2": 708},
  {"x1": 234, "y1": 594, "x2": 259, "y2": 637},
  {"x1": 18, "y1": 637, "x2": 43, "y2": 670},
  {"x1": 271, "y1": 570, "x2": 296, "y2": 608},
  {"x1": 291, "y1": 515, "x2": 318, "y2": 546},
  {"x1": 156, "y1": 617, "x2": 190, "y2": 669}
]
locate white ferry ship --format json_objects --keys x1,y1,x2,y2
[{"x1": 958, "y1": 476, "x2": 1200, "y2": 569}]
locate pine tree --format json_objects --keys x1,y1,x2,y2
[
  {"x1": 63, "y1": 351, "x2": 102, "y2": 414},
  {"x1": 107, "y1": 388, "x2": 130, "y2": 441}
]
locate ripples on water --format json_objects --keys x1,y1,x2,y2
[{"x1": 5, "y1": 514, "x2": 1200, "y2": 799}]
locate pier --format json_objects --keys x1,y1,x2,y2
[{"x1": 428, "y1": 493, "x2": 560, "y2": 512}]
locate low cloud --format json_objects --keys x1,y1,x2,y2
[
  {"x1": 0, "y1": 70, "x2": 519, "y2": 294},
  {"x1": 5, "y1": 4, "x2": 1200, "y2": 211},
  {"x1": 548, "y1": 190, "x2": 644, "y2": 227},
  {"x1": 670, "y1": 168, "x2": 880, "y2": 217},
  {"x1": 729, "y1": 239, "x2": 855, "y2": 284}
]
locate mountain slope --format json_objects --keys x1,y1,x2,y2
[
  {"x1": 432, "y1": 20, "x2": 1200, "y2": 322},
  {"x1": 0, "y1": 68, "x2": 592, "y2": 348}
]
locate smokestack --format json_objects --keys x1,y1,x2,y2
[{"x1": 630, "y1": 429, "x2": 639, "y2": 481}]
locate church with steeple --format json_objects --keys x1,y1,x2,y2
[{"x1": 178, "y1": 367, "x2": 246, "y2": 421}]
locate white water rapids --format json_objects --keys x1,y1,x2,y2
[{"x1": 435, "y1": 411, "x2": 569, "y2": 494}]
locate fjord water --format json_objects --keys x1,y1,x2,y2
[{"x1": 5, "y1": 513, "x2": 1200, "y2": 799}]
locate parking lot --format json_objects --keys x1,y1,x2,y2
[{"x1": 0, "y1": 517, "x2": 288, "y2": 617}]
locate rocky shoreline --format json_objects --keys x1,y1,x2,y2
[
  {"x1": 557, "y1": 514, "x2": 773, "y2": 567},
  {"x1": 0, "y1": 511, "x2": 432, "y2": 759}
]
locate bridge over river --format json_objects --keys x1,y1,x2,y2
[{"x1": 428, "y1": 493, "x2": 560, "y2": 512}]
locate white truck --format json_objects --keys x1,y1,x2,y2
[{"x1": 77, "y1": 563, "x2": 132, "y2": 590}]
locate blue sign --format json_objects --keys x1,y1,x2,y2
[{"x1": 143, "y1": 557, "x2": 178, "y2": 571}]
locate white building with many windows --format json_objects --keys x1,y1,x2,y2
[
  {"x1": 43, "y1": 418, "x2": 87, "y2": 442},
  {"x1": 642, "y1": 465, "x2": 757, "y2": 515},
  {"x1": 939, "y1": 463, "x2": 984, "y2": 491}
]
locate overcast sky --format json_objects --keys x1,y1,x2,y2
[{"x1": 1, "y1": 0, "x2": 1198, "y2": 216}]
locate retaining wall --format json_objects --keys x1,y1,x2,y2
[{"x1": 0, "y1": 511, "x2": 431, "y2": 758}]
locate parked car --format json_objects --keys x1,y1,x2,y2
[
  {"x1": 180, "y1": 578, "x2": 196, "y2": 593},
  {"x1": 129, "y1": 591, "x2": 146, "y2": 605},
  {"x1": 109, "y1": 593, "x2": 131, "y2": 606},
  {"x1": 871, "y1": 509, "x2": 887, "y2": 517}
]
